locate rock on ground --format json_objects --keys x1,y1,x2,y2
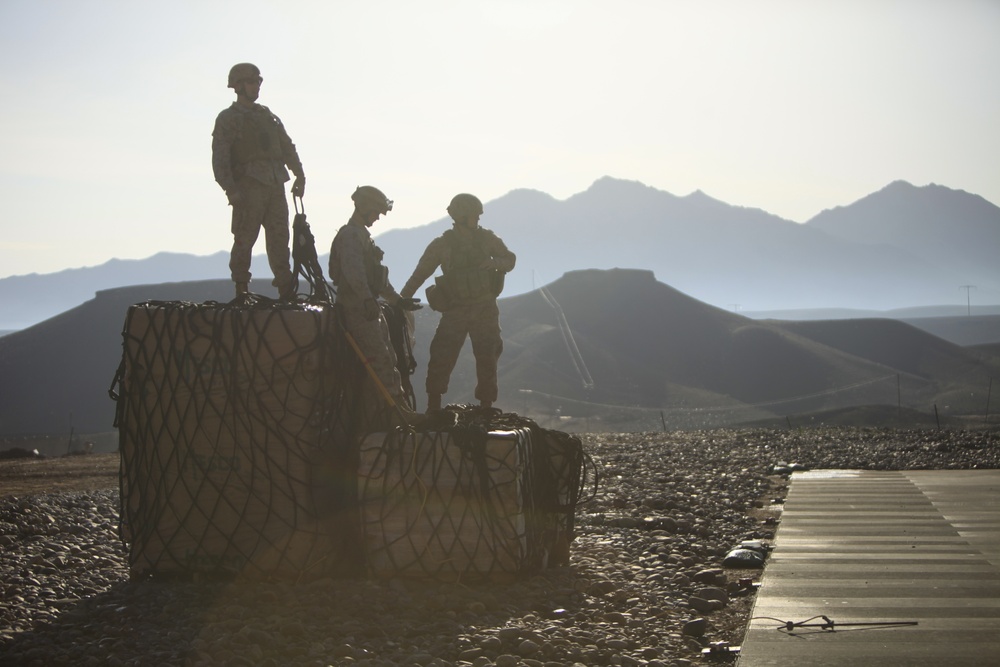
[{"x1": 1, "y1": 428, "x2": 997, "y2": 666}]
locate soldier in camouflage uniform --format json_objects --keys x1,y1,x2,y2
[
  {"x1": 399, "y1": 193, "x2": 516, "y2": 411},
  {"x1": 212, "y1": 63, "x2": 304, "y2": 300},
  {"x1": 330, "y1": 186, "x2": 421, "y2": 412}
]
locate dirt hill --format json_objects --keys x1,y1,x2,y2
[{"x1": 1, "y1": 271, "x2": 997, "y2": 436}]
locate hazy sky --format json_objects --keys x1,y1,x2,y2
[{"x1": 1, "y1": 0, "x2": 997, "y2": 279}]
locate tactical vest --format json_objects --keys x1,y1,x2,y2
[
  {"x1": 230, "y1": 107, "x2": 285, "y2": 168},
  {"x1": 438, "y1": 228, "x2": 502, "y2": 306},
  {"x1": 367, "y1": 242, "x2": 389, "y2": 296},
  {"x1": 331, "y1": 225, "x2": 388, "y2": 297}
]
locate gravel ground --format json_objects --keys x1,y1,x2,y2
[{"x1": 1, "y1": 427, "x2": 998, "y2": 666}]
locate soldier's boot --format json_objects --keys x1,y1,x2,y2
[
  {"x1": 427, "y1": 393, "x2": 442, "y2": 412},
  {"x1": 396, "y1": 403, "x2": 429, "y2": 429},
  {"x1": 235, "y1": 282, "x2": 249, "y2": 298},
  {"x1": 478, "y1": 400, "x2": 500, "y2": 419},
  {"x1": 271, "y1": 276, "x2": 299, "y2": 303}
]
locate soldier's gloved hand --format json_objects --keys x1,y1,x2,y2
[
  {"x1": 398, "y1": 297, "x2": 422, "y2": 311},
  {"x1": 226, "y1": 189, "x2": 243, "y2": 207},
  {"x1": 291, "y1": 176, "x2": 306, "y2": 197},
  {"x1": 362, "y1": 298, "x2": 381, "y2": 321}
]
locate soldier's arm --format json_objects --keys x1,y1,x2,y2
[
  {"x1": 380, "y1": 282, "x2": 402, "y2": 303},
  {"x1": 379, "y1": 255, "x2": 402, "y2": 303},
  {"x1": 282, "y1": 134, "x2": 305, "y2": 180},
  {"x1": 271, "y1": 112, "x2": 304, "y2": 179},
  {"x1": 266, "y1": 108, "x2": 304, "y2": 196},
  {"x1": 211, "y1": 112, "x2": 239, "y2": 194},
  {"x1": 380, "y1": 251, "x2": 420, "y2": 309},
  {"x1": 399, "y1": 239, "x2": 445, "y2": 299},
  {"x1": 486, "y1": 232, "x2": 516, "y2": 272},
  {"x1": 335, "y1": 230, "x2": 374, "y2": 300}
]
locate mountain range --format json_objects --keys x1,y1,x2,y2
[
  {"x1": 1, "y1": 269, "x2": 997, "y2": 438},
  {"x1": 1, "y1": 177, "x2": 998, "y2": 332}
]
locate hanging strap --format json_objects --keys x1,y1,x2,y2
[{"x1": 291, "y1": 196, "x2": 336, "y2": 304}]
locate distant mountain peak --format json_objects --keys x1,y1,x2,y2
[
  {"x1": 879, "y1": 180, "x2": 968, "y2": 196},
  {"x1": 806, "y1": 179, "x2": 1000, "y2": 279},
  {"x1": 493, "y1": 187, "x2": 558, "y2": 206},
  {"x1": 589, "y1": 175, "x2": 650, "y2": 189},
  {"x1": 559, "y1": 267, "x2": 657, "y2": 285},
  {"x1": 811, "y1": 180, "x2": 977, "y2": 219},
  {"x1": 582, "y1": 180, "x2": 734, "y2": 212},
  {"x1": 882, "y1": 179, "x2": 917, "y2": 191},
  {"x1": 584, "y1": 176, "x2": 674, "y2": 198},
  {"x1": 830, "y1": 180, "x2": 997, "y2": 215},
  {"x1": 683, "y1": 189, "x2": 727, "y2": 206}
]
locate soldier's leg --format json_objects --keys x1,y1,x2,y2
[
  {"x1": 343, "y1": 305, "x2": 405, "y2": 405},
  {"x1": 261, "y1": 185, "x2": 294, "y2": 297},
  {"x1": 426, "y1": 309, "x2": 470, "y2": 400},
  {"x1": 468, "y1": 300, "x2": 503, "y2": 405},
  {"x1": 229, "y1": 184, "x2": 263, "y2": 286}
]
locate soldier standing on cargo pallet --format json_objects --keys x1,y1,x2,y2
[
  {"x1": 399, "y1": 193, "x2": 516, "y2": 412},
  {"x1": 212, "y1": 63, "x2": 304, "y2": 301},
  {"x1": 330, "y1": 186, "x2": 422, "y2": 413}
]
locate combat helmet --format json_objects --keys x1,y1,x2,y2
[
  {"x1": 228, "y1": 63, "x2": 261, "y2": 88},
  {"x1": 352, "y1": 186, "x2": 393, "y2": 214},
  {"x1": 447, "y1": 193, "x2": 483, "y2": 221}
]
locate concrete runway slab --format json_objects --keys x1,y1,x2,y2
[{"x1": 738, "y1": 470, "x2": 1000, "y2": 666}]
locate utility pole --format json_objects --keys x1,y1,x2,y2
[
  {"x1": 960, "y1": 285, "x2": 976, "y2": 316},
  {"x1": 986, "y1": 377, "x2": 993, "y2": 425}
]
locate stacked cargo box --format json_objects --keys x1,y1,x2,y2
[
  {"x1": 113, "y1": 300, "x2": 589, "y2": 581},
  {"x1": 356, "y1": 425, "x2": 588, "y2": 579},
  {"x1": 358, "y1": 429, "x2": 532, "y2": 579},
  {"x1": 115, "y1": 301, "x2": 358, "y2": 579}
]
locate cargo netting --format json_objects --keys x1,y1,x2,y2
[
  {"x1": 111, "y1": 299, "x2": 376, "y2": 579},
  {"x1": 110, "y1": 299, "x2": 595, "y2": 581},
  {"x1": 358, "y1": 409, "x2": 596, "y2": 580}
]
